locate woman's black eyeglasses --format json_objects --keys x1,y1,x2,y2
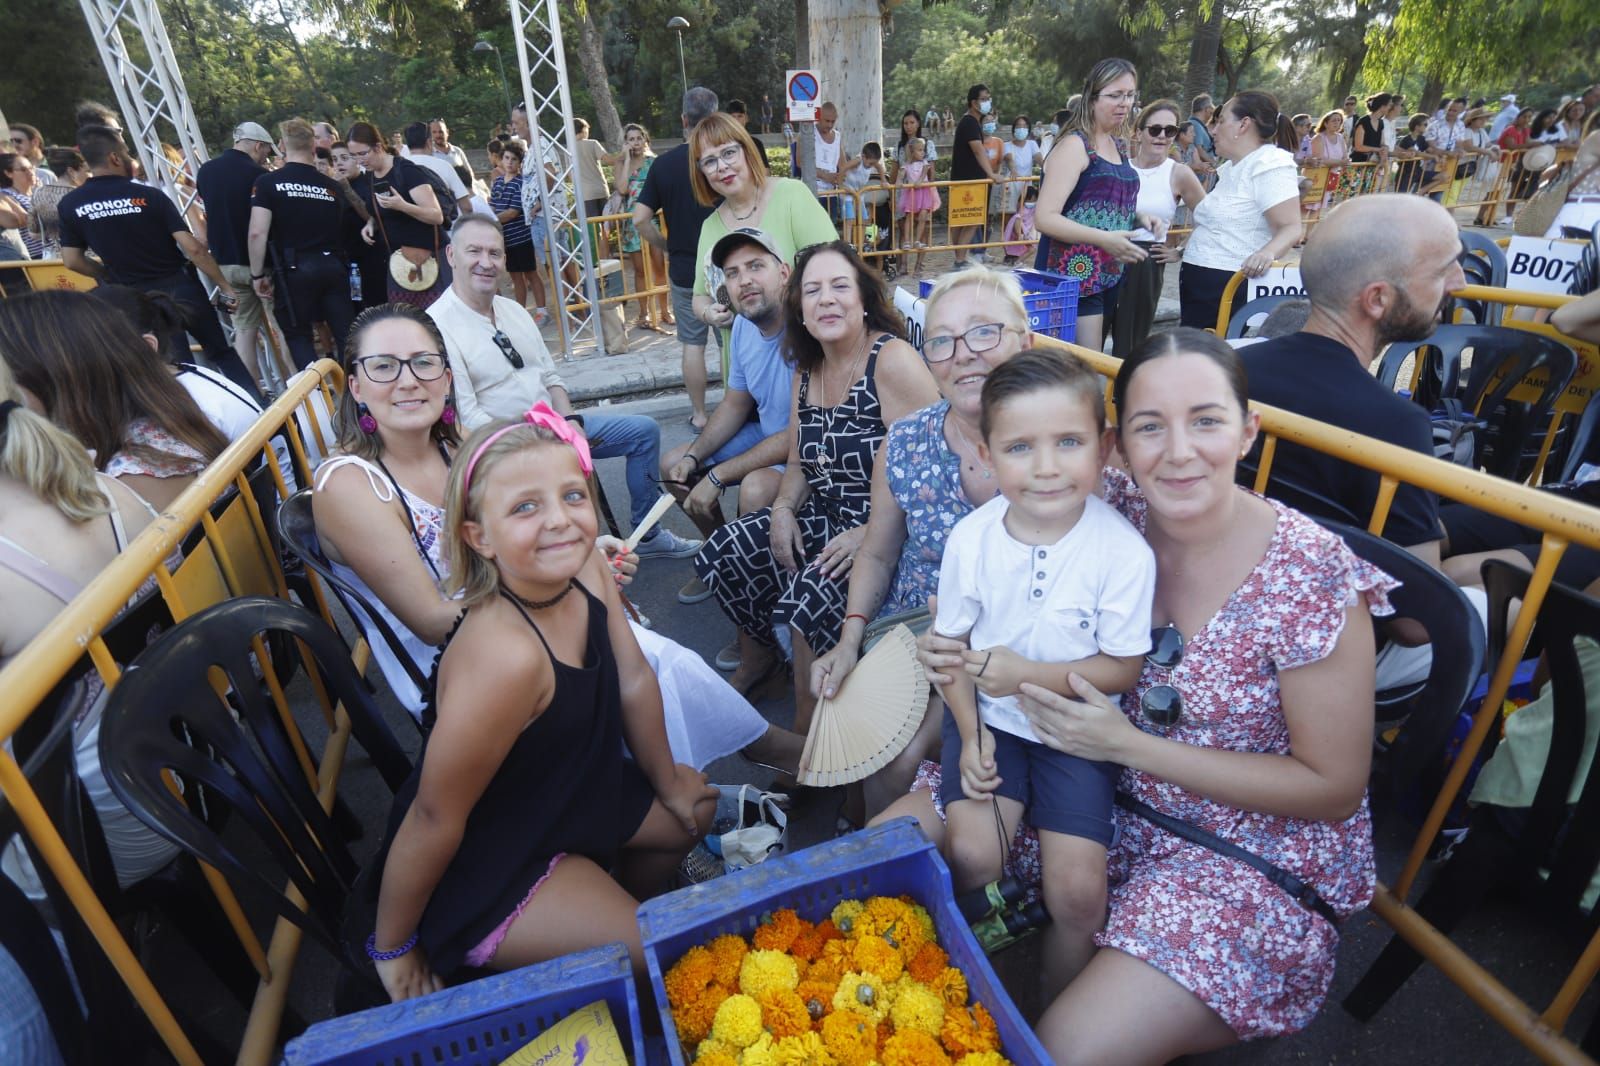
[
  {"x1": 354, "y1": 354, "x2": 447, "y2": 383},
  {"x1": 1141, "y1": 624, "x2": 1184, "y2": 728},
  {"x1": 1143, "y1": 124, "x2": 1181, "y2": 139},
  {"x1": 492, "y1": 330, "x2": 525, "y2": 370},
  {"x1": 921, "y1": 322, "x2": 1013, "y2": 363}
]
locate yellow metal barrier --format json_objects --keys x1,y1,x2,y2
[
  {"x1": 0, "y1": 257, "x2": 98, "y2": 293},
  {"x1": 1040, "y1": 334, "x2": 1600, "y2": 1065},
  {"x1": 0, "y1": 360, "x2": 362, "y2": 1066}
]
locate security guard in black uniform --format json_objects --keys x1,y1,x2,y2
[{"x1": 247, "y1": 118, "x2": 353, "y2": 370}]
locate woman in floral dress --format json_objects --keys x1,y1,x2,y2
[
  {"x1": 617, "y1": 124, "x2": 673, "y2": 331},
  {"x1": 910, "y1": 328, "x2": 1386, "y2": 1062}
]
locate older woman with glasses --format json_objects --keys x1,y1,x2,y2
[
  {"x1": 0, "y1": 152, "x2": 41, "y2": 259},
  {"x1": 910, "y1": 328, "x2": 1388, "y2": 1062},
  {"x1": 1110, "y1": 99, "x2": 1207, "y2": 358},
  {"x1": 687, "y1": 111, "x2": 836, "y2": 342}
]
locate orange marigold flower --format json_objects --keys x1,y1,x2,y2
[
  {"x1": 820, "y1": 1009, "x2": 878, "y2": 1066},
  {"x1": 796, "y1": 978, "x2": 838, "y2": 1027},
  {"x1": 665, "y1": 946, "x2": 716, "y2": 1012},
  {"x1": 752, "y1": 908, "x2": 810, "y2": 953},
  {"x1": 707, "y1": 934, "x2": 748, "y2": 988},
  {"x1": 850, "y1": 934, "x2": 905, "y2": 982},
  {"x1": 941, "y1": 1002, "x2": 1002, "y2": 1057},
  {"x1": 673, "y1": 983, "x2": 730, "y2": 1047},
  {"x1": 760, "y1": 988, "x2": 813, "y2": 1039},
  {"x1": 787, "y1": 917, "x2": 833, "y2": 962},
  {"x1": 907, "y1": 941, "x2": 950, "y2": 984},
  {"x1": 883, "y1": 1029, "x2": 953, "y2": 1066},
  {"x1": 931, "y1": 965, "x2": 970, "y2": 1008},
  {"x1": 877, "y1": 1019, "x2": 893, "y2": 1057}
]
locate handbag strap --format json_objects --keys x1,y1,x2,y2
[{"x1": 1114, "y1": 791, "x2": 1341, "y2": 926}]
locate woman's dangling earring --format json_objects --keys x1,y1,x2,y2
[
  {"x1": 357, "y1": 402, "x2": 378, "y2": 434},
  {"x1": 441, "y1": 401, "x2": 457, "y2": 426}
]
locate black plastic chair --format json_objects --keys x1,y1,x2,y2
[
  {"x1": 1452, "y1": 232, "x2": 1508, "y2": 326},
  {"x1": 0, "y1": 866, "x2": 81, "y2": 1065},
  {"x1": 276, "y1": 489, "x2": 430, "y2": 708},
  {"x1": 1455, "y1": 329, "x2": 1577, "y2": 481},
  {"x1": 1344, "y1": 560, "x2": 1600, "y2": 1051},
  {"x1": 1311, "y1": 518, "x2": 1487, "y2": 796},
  {"x1": 1223, "y1": 293, "x2": 1303, "y2": 340},
  {"x1": 97, "y1": 596, "x2": 412, "y2": 971},
  {"x1": 1237, "y1": 458, "x2": 1364, "y2": 527}
]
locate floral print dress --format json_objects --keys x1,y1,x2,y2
[{"x1": 620, "y1": 154, "x2": 654, "y2": 255}]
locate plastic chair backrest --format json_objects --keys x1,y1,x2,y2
[
  {"x1": 1314, "y1": 518, "x2": 1487, "y2": 796},
  {"x1": 1455, "y1": 232, "x2": 1508, "y2": 329},
  {"x1": 1457, "y1": 327, "x2": 1578, "y2": 479},
  {"x1": 1374, "y1": 323, "x2": 1483, "y2": 403},
  {"x1": 1237, "y1": 459, "x2": 1364, "y2": 526},
  {"x1": 1223, "y1": 293, "x2": 1302, "y2": 340},
  {"x1": 1557, "y1": 392, "x2": 1600, "y2": 483},
  {"x1": 276, "y1": 489, "x2": 431, "y2": 701},
  {"x1": 97, "y1": 597, "x2": 412, "y2": 960}
]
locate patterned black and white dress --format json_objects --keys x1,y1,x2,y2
[{"x1": 695, "y1": 334, "x2": 891, "y2": 654}]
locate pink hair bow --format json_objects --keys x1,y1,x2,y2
[{"x1": 463, "y1": 401, "x2": 593, "y2": 491}]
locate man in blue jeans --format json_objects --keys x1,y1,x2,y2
[{"x1": 429, "y1": 214, "x2": 702, "y2": 559}]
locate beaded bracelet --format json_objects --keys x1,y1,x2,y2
[{"x1": 366, "y1": 932, "x2": 419, "y2": 961}]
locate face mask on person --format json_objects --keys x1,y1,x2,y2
[
  {"x1": 1014, "y1": 126, "x2": 1029, "y2": 140},
  {"x1": 983, "y1": 121, "x2": 997, "y2": 135},
  {"x1": 978, "y1": 99, "x2": 993, "y2": 115}
]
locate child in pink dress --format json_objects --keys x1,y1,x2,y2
[
  {"x1": 1002, "y1": 185, "x2": 1039, "y2": 264},
  {"x1": 898, "y1": 137, "x2": 940, "y2": 274}
]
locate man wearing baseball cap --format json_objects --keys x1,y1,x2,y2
[
  {"x1": 662, "y1": 227, "x2": 796, "y2": 613},
  {"x1": 1488, "y1": 93, "x2": 1521, "y2": 141},
  {"x1": 196, "y1": 121, "x2": 277, "y2": 390}
]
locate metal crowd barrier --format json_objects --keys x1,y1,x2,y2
[
  {"x1": 0, "y1": 362, "x2": 351, "y2": 1066},
  {"x1": 1042, "y1": 332, "x2": 1600, "y2": 1066}
]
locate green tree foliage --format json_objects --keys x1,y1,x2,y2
[{"x1": 883, "y1": 7, "x2": 1073, "y2": 127}]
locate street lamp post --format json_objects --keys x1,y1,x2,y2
[
  {"x1": 474, "y1": 40, "x2": 513, "y2": 130},
  {"x1": 667, "y1": 16, "x2": 690, "y2": 101}
]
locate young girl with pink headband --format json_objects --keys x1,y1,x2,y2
[{"x1": 360, "y1": 406, "x2": 717, "y2": 1000}]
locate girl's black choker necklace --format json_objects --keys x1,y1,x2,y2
[{"x1": 511, "y1": 583, "x2": 571, "y2": 611}]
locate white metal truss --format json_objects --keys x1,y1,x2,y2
[
  {"x1": 507, "y1": 0, "x2": 608, "y2": 356},
  {"x1": 77, "y1": 0, "x2": 211, "y2": 219}
]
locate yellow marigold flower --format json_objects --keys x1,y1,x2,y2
[
  {"x1": 850, "y1": 934, "x2": 905, "y2": 982},
  {"x1": 889, "y1": 981, "x2": 946, "y2": 1037},
  {"x1": 693, "y1": 1039, "x2": 739, "y2": 1066},
  {"x1": 665, "y1": 945, "x2": 716, "y2": 1011},
  {"x1": 674, "y1": 983, "x2": 730, "y2": 1047},
  {"x1": 907, "y1": 941, "x2": 950, "y2": 984},
  {"x1": 832, "y1": 971, "x2": 889, "y2": 1023},
  {"x1": 707, "y1": 934, "x2": 749, "y2": 988},
  {"x1": 931, "y1": 965, "x2": 970, "y2": 1009},
  {"x1": 760, "y1": 988, "x2": 813, "y2": 1039},
  {"x1": 831, "y1": 900, "x2": 866, "y2": 936},
  {"x1": 808, "y1": 938, "x2": 853, "y2": 985},
  {"x1": 740, "y1": 1032, "x2": 778, "y2": 1066},
  {"x1": 739, "y1": 948, "x2": 800, "y2": 998},
  {"x1": 941, "y1": 1002, "x2": 1001, "y2": 1057},
  {"x1": 860, "y1": 896, "x2": 912, "y2": 939},
  {"x1": 954, "y1": 1053, "x2": 1014, "y2": 1066},
  {"x1": 820, "y1": 1009, "x2": 878, "y2": 1066},
  {"x1": 883, "y1": 1029, "x2": 953, "y2": 1066},
  {"x1": 771, "y1": 1031, "x2": 836, "y2": 1066},
  {"x1": 710, "y1": 993, "x2": 764, "y2": 1049},
  {"x1": 752, "y1": 908, "x2": 809, "y2": 953},
  {"x1": 903, "y1": 898, "x2": 936, "y2": 941}
]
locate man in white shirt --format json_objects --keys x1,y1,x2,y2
[
  {"x1": 1425, "y1": 99, "x2": 1468, "y2": 154},
  {"x1": 401, "y1": 122, "x2": 470, "y2": 216},
  {"x1": 429, "y1": 213, "x2": 702, "y2": 558},
  {"x1": 813, "y1": 101, "x2": 854, "y2": 226},
  {"x1": 1488, "y1": 94, "x2": 1520, "y2": 141},
  {"x1": 429, "y1": 118, "x2": 473, "y2": 184}
]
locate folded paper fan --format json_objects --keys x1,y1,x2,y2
[{"x1": 798, "y1": 624, "x2": 929, "y2": 787}]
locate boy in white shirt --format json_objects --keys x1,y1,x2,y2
[{"x1": 933, "y1": 349, "x2": 1156, "y2": 998}]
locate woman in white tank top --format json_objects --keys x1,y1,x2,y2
[{"x1": 1110, "y1": 100, "x2": 1208, "y2": 359}]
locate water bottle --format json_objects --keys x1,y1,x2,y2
[{"x1": 348, "y1": 261, "x2": 362, "y2": 302}]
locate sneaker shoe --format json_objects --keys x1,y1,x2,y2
[
  {"x1": 532, "y1": 308, "x2": 552, "y2": 327},
  {"x1": 678, "y1": 575, "x2": 715, "y2": 604},
  {"x1": 633, "y1": 528, "x2": 704, "y2": 559},
  {"x1": 632, "y1": 606, "x2": 653, "y2": 629},
  {"x1": 714, "y1": 640, "x2": 741, "y2": 671}
]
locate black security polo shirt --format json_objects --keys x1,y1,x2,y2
[
  {"x1": 196, "y1": 148, "x2": 265, "y2": 265},
  {"x1": 635, "y1": 143, "x2": 714, "y2": 288},
  {"x1": 252, "y1": 162, "x2": 342, "y2": 255},
  {"x1": 1241, "y1": 331, "x2": 1443, "y2": 547},
  {"x1": 57, "y1": 175, "x2": 189, "y2": 284}
]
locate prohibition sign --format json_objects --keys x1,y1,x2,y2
[{"x1": 789, "y1": 71, "x2": 818, "y2": 103}]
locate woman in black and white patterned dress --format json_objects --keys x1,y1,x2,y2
[{"x1": 695, "y1": 240, "x2": 938, "y2": 733}]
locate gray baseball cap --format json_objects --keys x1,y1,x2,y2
[{"x1": 710, "y1": 227, "x2": 783, "y2": 268}]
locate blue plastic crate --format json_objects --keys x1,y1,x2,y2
[
  {"x1": 281, "y1": 943, "x2": 646, "y2": 1066},
  {"x1": 636, "y1": 818, "x2": 1050, "y2": 1065},
  {"x1": 919, "y1": 269, "x2": 1079, "y2": 345}
]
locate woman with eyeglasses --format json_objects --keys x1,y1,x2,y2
[
  {"x1": 0, "y1": 152, "x2": 41, "y2": 259},
  {"x1": 1175, "y1": 90, "x2": 1302, "y2": 331},
  {"x1": 804, "y1": 266, "x2": 1028, "y2": 819},
  {"x1": 345, "y1": 122, "x2": 448, "y2": 310},
  {"x1": 912, "y1": 327, "x2": 1387, "y2": 1061},
  {"x1": 687, "y1": 112, "x2": 835, "y2": 349},
  {"x1": 1110, "y1": 99, "x2": 1208, "y2": 359},
  {"x1": 315, "y1": 304, "x2": 801, "y2": 770},
  {"x1": 1034, "y1": 57, "x2": 1153, "y2": 355}
]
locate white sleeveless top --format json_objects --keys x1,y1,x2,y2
[
  {"x1": 314, "y1": 456, "x2": 452, "y2": 718},
  {"x1": 1128, "y1": 157, "x2": 1177, "y2": 241}
]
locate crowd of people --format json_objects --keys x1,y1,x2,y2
[{"x1": 3, "y1": 57, "x2": 1600, "y2": 1065}]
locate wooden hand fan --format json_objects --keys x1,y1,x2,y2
[{"x1": 798, "y1": 624, "x2": 929, "y2": 787}]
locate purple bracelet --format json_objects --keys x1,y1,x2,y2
[{"x1": 366, "y1": 932, "x2": 419, "y2": 961}]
